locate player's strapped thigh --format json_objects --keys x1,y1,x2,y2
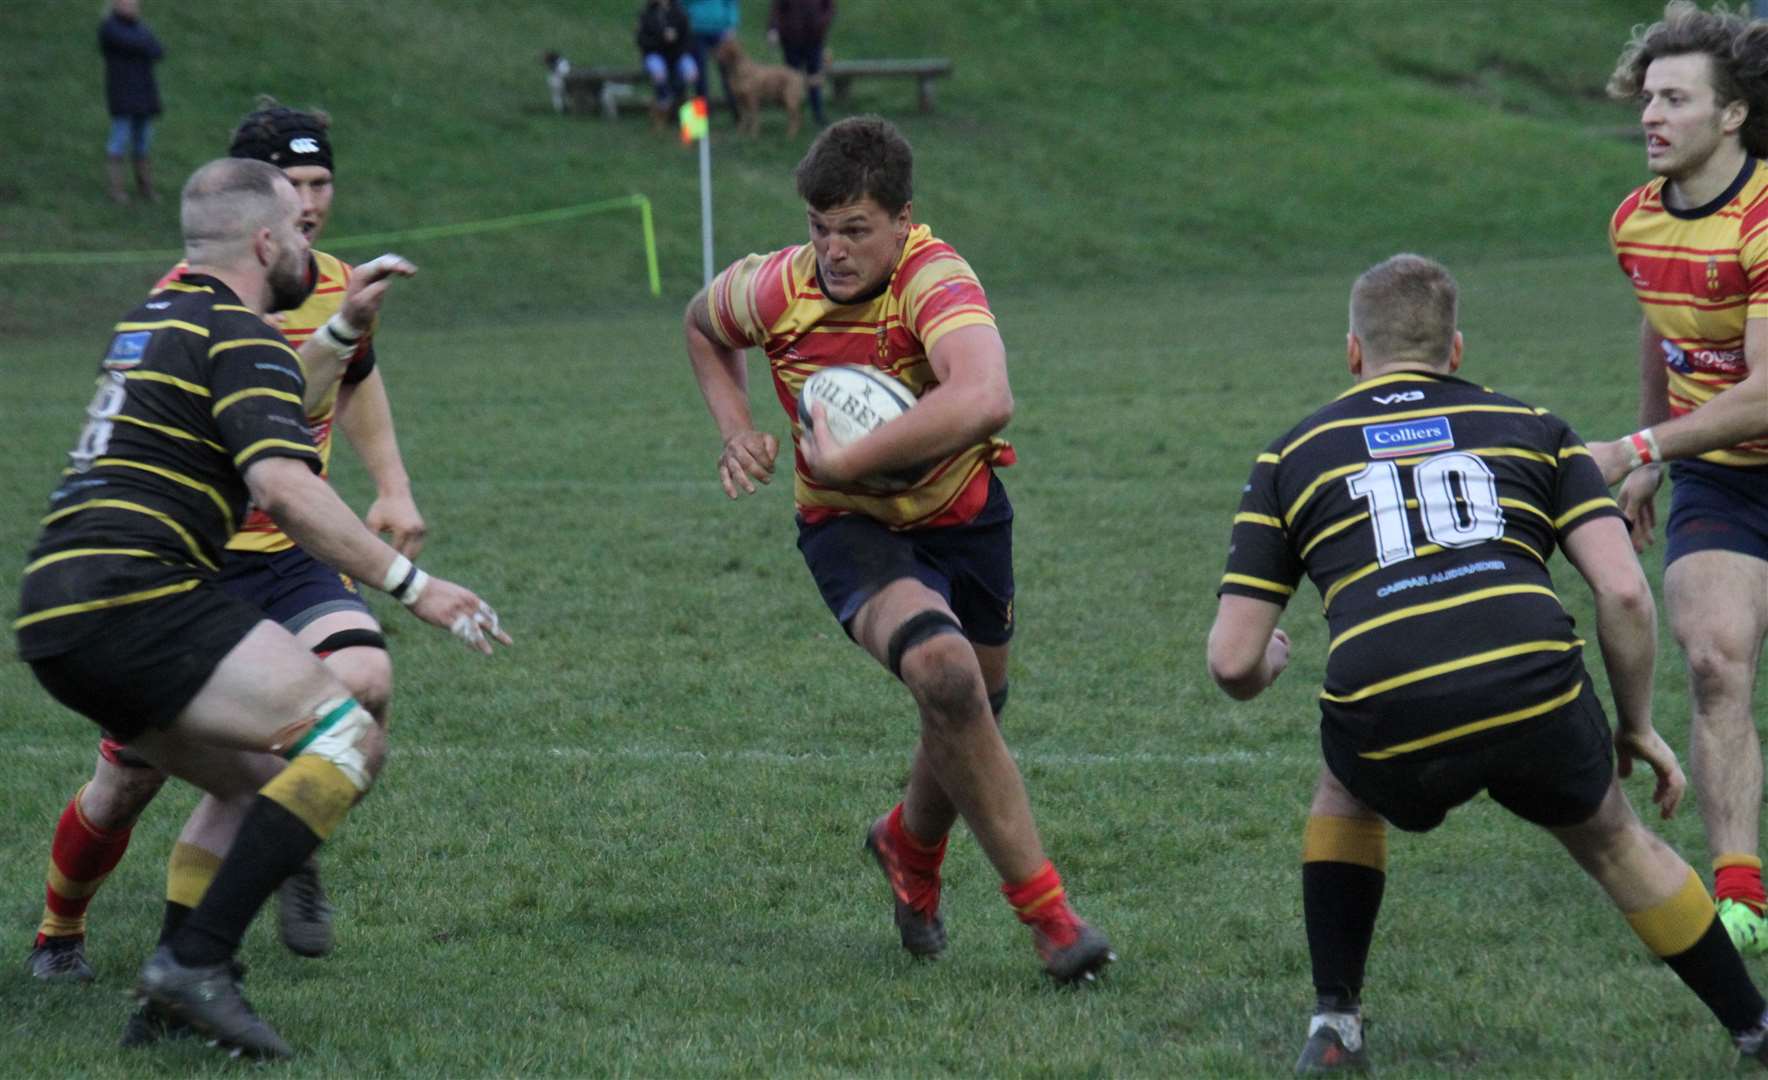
[{"x1": 262, "y1": 697, "x2": 379, "y2": 839}]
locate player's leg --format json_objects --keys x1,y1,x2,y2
[
  {"x1": 851, "y1": 579, "x2": 1110, "y2": 981},
  {"x1": 1550, "y1": 778, "x2": 1768, "y2": 1053},
  {"x1": 867, "y1": 641, "x2": 1008, "y2": 958},
  {"x1": 1666, "y1": 549, "x2": 1768, "y2": 953},
  {"x1": 216, "y1": 550, "x2": 393, "y2": 958},
  {"x1": 1295, "y1": 763, "x2": 1384, "y2": 1075},
  {"x1": 124, "y1": 620, "x2": 389, "y2": 1058},
  {"x1": 28, "y1": 743, "x2": 167, "y2": 982}
]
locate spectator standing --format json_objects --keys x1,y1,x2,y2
[
  {"x1": 636, "y1": 0, "x2": 699, "y2": 130},
  {"x1": 768, "y1": 0, "x2": 834, "y2": 126},
  {"x1": 98, "y1": 0, "x2": 164, "y2": 204},
  {"x1": 685, "y1": 0, "x2": 741, "y2": 121}
]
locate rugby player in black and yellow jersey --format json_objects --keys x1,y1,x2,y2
[
  {"x1": 1592, "y1": 1, "x2": 1768, "y2": 958},
  {"x1": 13, "y1": 158, "x2": 509, "y2": 1059},
  {"x1": 25, "y1": 100, "x2": 422, "y2": 1004},
  {"x1": 1207, "y1": 255, "x2": 1768, "y2": 1073}
]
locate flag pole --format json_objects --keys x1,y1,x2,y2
[{"x1": 680, "y1": 96, "x2": 714, "y2": 287}]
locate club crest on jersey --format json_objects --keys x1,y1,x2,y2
[
  {"x1": 102, "y1": 330, "x2": 151, "y2": 370},
  {"x1": 1708, "y1": 255, "x2": 1722, "y2": 297},
  {"x1": 1362, "y1": 416, "x2": 1453, "y2": 459}
]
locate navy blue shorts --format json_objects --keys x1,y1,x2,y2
[
  {"x1": 216, "y1": 546, "x2": 373, "y2": 635},
  {"x1": 1665, "y1": 460, "x2": 1768, "y2": 567},
  {"x1": 1322, "y1": 679, "x2": 1613, "y2": 833},
  {"x1": 796, "y1": 474, "x2": 1015, "y2": 645}
]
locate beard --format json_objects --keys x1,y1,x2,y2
[{"x1": 268, "y1": 250, "x2": 316, "y2": 313}]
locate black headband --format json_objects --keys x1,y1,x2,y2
[{"x1": 228, "y1": 111, "x2": 333, "y2": 173}]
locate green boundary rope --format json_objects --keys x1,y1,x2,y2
[{"x1": 0, "y1": 194, "x2": 662, "y2": 297}]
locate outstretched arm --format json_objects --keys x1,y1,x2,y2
[
  {"x1": 336, "y1": 368, "x2": 425, "y2": 557},
  {"x1": 245, "y1": 457, "x2": 509, "y2": 654}
]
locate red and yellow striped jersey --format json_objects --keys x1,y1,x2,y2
[
  {"x1": 704, "y1": 224, "x2": 1012, "y2": 529},
  {"x1": 1611, "y1": 159, "x2": 1768, "y2": 467},
  {"x1": 154, "y1": 250, "x2": 376, "y2": 552}
]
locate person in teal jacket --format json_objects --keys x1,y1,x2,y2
[{"x1": 684, "y1": 0, "x2": 740, "y2": 121}]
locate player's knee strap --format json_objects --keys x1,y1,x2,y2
[
  {"x1": 285, "y1": 697, "x2": 375, "y2": 793},
  {"x1": 887, "y1": 610, "x2": 966, "y2": 679},
  {"x1": 310, "y1": 628, "x2": 387, "y2": 657},
  {"x1": 988, "y1": 682, "x2": 1009, "y2": 721}
]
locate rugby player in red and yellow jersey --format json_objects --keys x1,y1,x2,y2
[
  {"x1": 684, "y1": 116, "x2": 1112, "y2": 983},
  {"x1": 1593, "y1": 3, "x2": 1768, "y2": 957},
  {"x1": 26, "y1": 100, "x2": 421, "y2": 1005}
]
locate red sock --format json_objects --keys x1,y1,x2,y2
[
  {"x1": 1002, "y1": 860, "x2": 1080, "y2": 945},
  {"x1": 1715, "y1": 857, "x2": 1767, "y2": 916},
  {"x1": 36, "y1": 788, "x2": 133, "y2": 946},
  {"x1": 886, "y1": 804, "x2": 947, "y2": 877}
]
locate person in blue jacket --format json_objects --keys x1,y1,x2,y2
[{"x1": 684, "y1": 0, "x2": 741, "y2": 121}]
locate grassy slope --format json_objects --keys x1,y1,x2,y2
[{"x1": 4, "y1": 0, "x2": 1659, "y2": 331}]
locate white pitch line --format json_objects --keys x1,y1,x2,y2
[{"x1": 12, "y1": 742, "x2": 1309, "y2": 769}]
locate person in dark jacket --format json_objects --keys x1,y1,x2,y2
[
  {"x1": 636, "y1": 0, "x2": 699, "y2": 129},
  {"x1": 768, "y1": 0, "x2": 833, "y2": 125},
  {"x1": 99, "y1": 0, "x2": 164, "y2": 204}
]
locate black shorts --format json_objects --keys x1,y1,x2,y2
[
  {"x1": 217, "y1": 546, "x2": 373, "y2": 635},
  {"x1": 1321, "y1": 679, "x2": 1614, "y2": 832},
  {"x1": 27, "y1": 580, "x2": 265, "y2": 743},
  {"x1": 795, "y1": 473, "x2": 1015, "y2": 645},
  {"x1": 1665, "y1": 460, "x2": 1768, "y2": 567}
]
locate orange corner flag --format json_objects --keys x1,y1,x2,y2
[{"x1": 680, "y1": 97, "x2": 708, "y2": 144}]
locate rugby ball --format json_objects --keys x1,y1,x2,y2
[
  {"x1": 796, "y1": 365, "x2": 915, "y2": 448},
  {"x1": 795, "y1": 365, "x2": 923, "y2": 490}
]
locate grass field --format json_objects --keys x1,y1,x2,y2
[{"x1": 8, "y1": 0, "x2": 1768, "y2": 1076}]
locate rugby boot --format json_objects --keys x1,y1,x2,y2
[
  {"x1": 1295, "y1": 1011, "x2": 1371, "y2": 1074},
  {"x1": 278, "y1": 857, "x2": 335, "y2": 957},
  {"x1": 1026, "y1": 906, "x2": 1115, "y2": 984},
  {"x1": 121, "y1": 958, "x2": 243, "y2": 1048},
  {"x1": 864, "y1": 816, "x2": 947, "y2": 957},
  {"x1": 27, "y1": 936, "x2": 94, "y2": 983},
  {"x1": 119, "y1": 1002, "x2": 194, "y2": 1048},
  {"x1": 136, "y1": 945, "x2": 291, "y2": 1060},
  {"x1": 1719, "y1": 898, "x2": 1768, "y2": 958}
]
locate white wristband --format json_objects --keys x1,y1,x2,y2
[
  {"x1": 310, "y1": 313, "x2": 364, "y2": 362},
  {"x1": 381, "y1": 555, "x2": 429, "y2": 606}
]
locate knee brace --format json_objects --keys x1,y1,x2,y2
[
  {"x1": 988, "y1": 682, "x2": 1009, "y2": 721},
  {"x1": 262, "y1": 698, "x2": 376, "y2": 840},
  {"x1": 310, "y1": 628, "x2": 387, "y2": 658},
  {"x1": 886, "y1": 610, "x2": 966, "y2": 680},
  {"x1": 281, "y1": 697, "x2": 376, "y2": 793}
]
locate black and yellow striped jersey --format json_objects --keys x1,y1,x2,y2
[
  {"x1": 15, "y1": 273, "x2": 321, "y2": 658},
  {"x1": 1218, "y1": 370, "x2": 1624, "y2": 760}
]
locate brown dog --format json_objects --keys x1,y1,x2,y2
[{"x1": 714, "y1": 37, "x2": 805, "y2": 137}]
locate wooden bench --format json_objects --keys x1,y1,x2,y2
[
  {"x1": 559, "y1": 57, "x2": 956, "y2": 119},
  {"x1": 827, "y1": 58, "x2": 954, "y2": 114}
]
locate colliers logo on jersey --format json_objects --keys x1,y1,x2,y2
[{"x1": 1361, "y1": 416, "x2": 1453, "y2": 459}]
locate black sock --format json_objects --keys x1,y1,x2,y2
[
  {"x1": 158, "y1": 900, "x2": 191, "y2": 946},
  {"x1": 1664, "y1": 918, "x2": 1768, "y2": 1033},
  {"x1": 169, "y1": 796, "x2": 320, "y2": 968},
  {"x1": 1303, "y1": 860, "x2": 1386, "y2": 1009}
]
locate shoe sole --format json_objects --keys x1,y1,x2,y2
[{"x1": 864, "y1": 827, "x2": 947, "y2": 957}]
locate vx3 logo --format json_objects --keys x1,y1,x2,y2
[{"x1": 1372, "y1": 390, "x2": 1425, "y2": 404}]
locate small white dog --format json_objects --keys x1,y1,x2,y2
[{"x1": 542, "y1": 51, "x2": 636, "y2": 119}]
